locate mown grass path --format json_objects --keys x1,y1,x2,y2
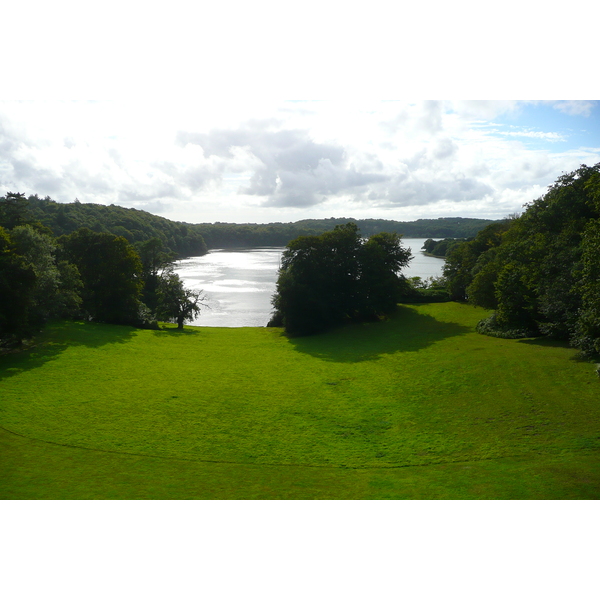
[{"x1": 1, "y1": 303, "x2": 599, "y2": 498}]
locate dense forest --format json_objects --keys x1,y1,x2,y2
[
  {"x1": 442, "y1": 163, "x2": 600, "y2": 359},
  {"x1": 0, "y1": 193, "x2": 206, "y2": 346},
  {"x1": 26, "y1": 195, "x2": 208, "y2": 258},
  {"x1": 25, "y1": 194, "x2": 495, "y2": 253}
]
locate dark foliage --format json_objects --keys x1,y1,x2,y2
[
  {"x1": 0, "y1": 222, "x2": 83, "y2": 346},
  {"x1": 0, "y1": 192, "x2": 35, "y2": 230},
  {"x1": 18, "y1": 192, "x2": 496, "y2": 254},
  {"x1": 197, "y1": 217, "x2": 495, "y2": 249},
  {"x1": 0, "y1": 226, "x2": 37, "y2": 345},
  {"x1": 399, "y1": 276, "x2": 450, "y2": 303},
  {"x1": 443, "y1": 163, "x2": 600, "y2": 357},
  {"x1": 270, "y1": 223, "x2": 411, "y2": 335},
  {"x1": 136, "y1": 237, "x2": 177, "y2": 313},
  {"x1": 58, "y1": 228, "x2": 143, "y2": 325},
  {"x1": 156, "y1": 270, "x2": 208, "y2": 329},
  {"x1": 293, "y1": 217, "x2": 495, "y2": 238},
  {"x1": 26, "y1": 195, "x2": 208, "y2": 258},
  {"x1": 442, "y1": 220, "x2": 514, "y2": 301},
  {"x1": 422, "y1": 237, "x2": 469, "y2": 257}
]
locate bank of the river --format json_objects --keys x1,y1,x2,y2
[{"x1": 174, "y1": 239, "x2": 445, "y2": 327}]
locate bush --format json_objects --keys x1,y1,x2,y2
[
  {"x1": 398, "y1": 276, "x2": 450, "y2": 303},
  {"x1": 476, "y1": 313, "x2": 540, "y2": 339}
]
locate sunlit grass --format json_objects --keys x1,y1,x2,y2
[{"x1": 1, "y1": 303, "x2": 599, "y2": 499}]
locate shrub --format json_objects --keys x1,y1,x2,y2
[{"x1": 476, "y1": 313, "x2": 540, "y2": 339}]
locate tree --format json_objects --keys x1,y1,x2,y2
[
  {"x1": 270, "y1": 224, "x2": 361, "y2": 334},
  {"x1": 58, "y1": 228, "x2": 143, "y2": 324},
  {"x1": 0, "y1": 226, "x2": 37, "y2": 345},
  {"x1": 443, "y1": 221, "x2": 512, "y2": 301},
  {"x1": 441, "y1": 241, "x2": 477, "y2": 301},
  {"x1": 462, "y1": 163, "x2": 600, "y2": 350},
  {"x1": 270, "y1": 223, "x2": 411, "y2": 335},
  {"x1": 0, "y1": 192, "x2": 34, "y2": 230},
  {"x1": 136, "y1": 237, "x2": 177, "y2": 313},
  {"x1": 422, "y1": 238, "x2": 437, "y2": 254},
  {"x1": 156, "y1": 271, "x2": 207, "y2": 329},
  {"x1": 465, "y1": 247, "x2": 501, "y2": 310},
  {"x1": 10, "y1": 225, "x2": 82, "y2": 328},
  {"x1": 571, "y1": 173, "x2": 600, "y2": 357},
  {"x1": 360, "y1": 232, "x2": 412, "y2": 315}
]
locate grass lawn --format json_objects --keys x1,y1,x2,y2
[{"x1": 1, "y1": 302, "x2": 599, "y2": 499}]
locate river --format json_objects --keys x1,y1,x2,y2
[{"x1": 174, "y1": 238, "x2": 445, "y2": 327}]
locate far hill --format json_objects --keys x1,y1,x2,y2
[
  {"x1": 27, "y1": 195, "x2": 208, "y2": 258},
  {"x1": 25, "y1": 194, "x2": 496, "y2": 254},
  {"x1": 291, "y1": 217, "x2": 495, "y2": 238},
  {"x1": 187, "y1": 217, "x2": 496, "y2": 248}
]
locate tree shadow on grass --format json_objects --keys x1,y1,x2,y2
[
  {"x1": 151, "y1": 325, "x2": 203, "y2": 336},
  {"x1": 0, "y1": 320, "x2": 137, "y2": 382},
  {"x1": 287, "y1": 305, "x2": 472, "y2": 363},
  {"x1": 517, "y1": 336, "x2": 596, "y2": 363},
  {"x1": 517, "y1": 337, "x2": 571, "y2": 350}
]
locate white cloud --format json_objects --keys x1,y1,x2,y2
[
  {"x1": 177, "y1": 124, "x2": 389, "y2": 208},
  {"x1": 500, "y1": 130, "x2": 565, "y2": 141},
  {"x1": 448, "y1": 101, "x2": 522, "y2": 120},
  {"x1": 551, "y1": 101, "x2": 596, "y2": 117},
  {"x1": 1, "y1": 100, "x2": 599, "y2": 223}
]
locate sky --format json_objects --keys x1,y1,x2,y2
[
  {"x1": 2, "y1": 99, "x2": 598, "y2": 224},
  {"x1": 2, "y1": 3, "x2": 599, "y2": 227}
]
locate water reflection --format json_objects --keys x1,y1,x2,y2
[
  {"x1": 174, "y1": 247, "x2": 282, "y2": 327},
  {"x1": 174, "y1": 239, "x2": 445, "y2": 327}
]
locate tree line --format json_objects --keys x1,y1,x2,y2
[
  {"x1": 26, "y1": 195, "x2": 208, "y2": 258},
  {"x1": 26, "y1": 194, "x2": 495, "y2": 252},
  {"x1": 0, "y1": 193, "x2": 205, "y2": 347},
  {"x1": 441, "y1": 163, "x2": 600, "y2": 358},
  {"x1": 196, "y1": 216, "x2": 495, "y2": 248}
]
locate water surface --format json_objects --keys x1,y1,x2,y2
[{"x1": 174, "y1": 238, "x2": 445, "y2": 327}]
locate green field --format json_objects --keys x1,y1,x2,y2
[{"x1": 1, "y1": 303, "x2": 599, "y2": 499}]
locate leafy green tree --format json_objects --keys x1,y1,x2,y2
[
  {"x1": 0, "y1": 226, "x2": 37, "y2": 345},
  {"x1": 571, "y1": 174, "x2": 600, "y2": 357},
  {"x1": 10, "y1": 225, "x2": 82, "y2": 328},
  {"x1": 271, "y1": 224, "x2": 361, "y2": 334},
  {"x1": 136, "y1": 237, "x2": 177, "y2": 313},
  {"x1": 442, "y1": 241, "x2": 478, "y2": 301},
  {"x1": 492, "y1": 165, "x2": 598, "y2": 338},
  {"x1": 58, "y1": 228, "x2": 143, "y2": 324},
  {"x1": 360, "y1": 232, "x2": 412, "y2": 315},
  {"x1": 422, "y1": 238, "x2": 437, "y2": 254},
  {"x1": 466, "y1": 246, "x2": 504, "y2": 310},
  {"x1": 422, "y1": 238, "x2": 468, "y2": 258},
  {"x1": 0, "y1": 192, "x2": 34, "y2": 230},
  {"x1": 156, "y1": 271, "x2": 207, "y2": 329},
  {"x1": 271, "y1": 223, "x2": 411, "y2": 335},
  {"x1": 493, "y1": 262, "x2": 539, "y2": 330},
  {"x1": 26, "y1": 195, "x2": 208, "y2": 257},
  {"x1": 443, "y1": 221, "x2": 512, "y2": 301},
  {"x1": 462, "y1": 163, "x2": 600, "y2": 350}
]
